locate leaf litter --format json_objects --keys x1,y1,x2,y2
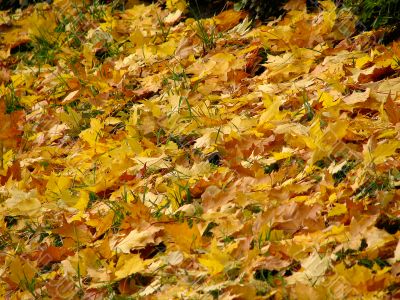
[{"x1": 0, "y1": 0, "x2": 400, "y2": 298}]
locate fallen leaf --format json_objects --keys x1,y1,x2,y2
[
  {"x1": 114, "y1": 254, "x2": 148, "y2": 280},
  {"x1": 114, "y1": 226, "x2": 162, "y2": 253}
]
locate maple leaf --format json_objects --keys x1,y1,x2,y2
[
  {"x1": 114, "y1": 254, "x2": 149, "y2": 280},
  {"x1": 384, "y1": 93, "x2": 400, "y2": 124},
  {"x1": 6, "y1": 256, "x2": 37, "y2": 288},
  {"x1": 0, "y1": 101, "x2": 24, "y2": 148},
  {"x1": 113, "y1": 226, "x2": 162, "y2": 253},
  {"x1": 3, "y1": 188, "x2": 41, "y2": 217},
  {"x1": 198, "y1": 239, "x2": 235, "y2": 275}
]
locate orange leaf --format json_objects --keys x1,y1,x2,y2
[
  {"x1": 384, "y1": 93, "x2": 400, "y2": 124},
  {"x1": 0, "y1": 101, "x2": 24, "y2": 147}
]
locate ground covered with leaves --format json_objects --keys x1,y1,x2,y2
[{"x1": 1, "y1": 0, "x2": 400, "y2": 298}]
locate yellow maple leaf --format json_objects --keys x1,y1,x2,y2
[
  {"x1": 0, "y1": 149, "x2": 13, "y2": 176},
  {"x1": 4, "y1": 188, "x2": 41, "y2": 217},
  {"x1": 198, "y1": 239, "x2": 234, "y2": 275},
  {"x1": 114, "y1": 254, "x2": 148, "y2": 280},
  {"x1": 7, "y1": 256, "x2": 37, "y2": 287},
  {"x1": 166, "y1": 0, "x2": 187, "y2": 12},
  {"x1": 45, "y1": 173, "x2": 72, "y2": 201},
  {"x1": 164, "y1": 222, "x2": 201, "y2": 253},
  {"x1": 335, "y1": 262, "x2": 373, "y2": 286},
  {"x1": 79, "y1": 118, "x2": 104, "y2": 148},
  {"x1": 319, "y1": 91, "x2": 339, "y2": 108},
  {"x1": 73, "y1": 191, "x2": 89, "y2": 212},
  {"x1": 328, "y1": 203, "x2": 347, "y2": 217},
  {"x1": 355, "y1": 55, "x2": 372, "y2": 69},
  {"x1": 114, "y1": 226, "x2": 162, "y2": 253},
  {"x1": 364, "y1": 140, "x2": 400, "y2": 165}
]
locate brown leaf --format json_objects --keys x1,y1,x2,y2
[
  {"x1": 0, "y1": 101, "x2": 25, "y2": 148},
  {"x1": 358, "y1": 66, "x2": 395, "y2": 83},
  {"x1": 31, "y1": 245, "x2": 74, "y2": 267},
  {"x1": 53, "y1": 221, "x2": 93, "y2": 244},
  {"x1": 215, "y1": 10, "x2": 247, "y2": 31},
  {"x1": 384, "y1": 93, "x2": 400, "y2": 124}
]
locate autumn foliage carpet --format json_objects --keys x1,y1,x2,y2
[{"x1": 1, "y1": 0, "x2": 400, "y2": 298}]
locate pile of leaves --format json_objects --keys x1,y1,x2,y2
[{"x1": 1, "y1": 0, "x2": 400, "y2": 298}]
